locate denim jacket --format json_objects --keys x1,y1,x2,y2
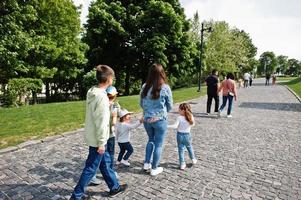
[{"x1": 140, "y1": 84, "x2": 173, "y2": 120}]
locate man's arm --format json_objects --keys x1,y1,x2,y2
[{"x1": 93, "y1": 96, "x2": 110, "y2": 153}]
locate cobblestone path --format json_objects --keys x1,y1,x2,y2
[{"x1": 1, "y1": 79, "x2": 301, "y2": 200}]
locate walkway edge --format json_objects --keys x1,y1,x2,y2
[
  {"x1": 283, "y1": 85, "x2": 301, "y2": 103},
  {"x1": 0, "y1": 128, "x2": 84, "y2": 155}
]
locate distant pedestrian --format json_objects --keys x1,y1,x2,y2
[
  {"x1": 249, "y1": 73, "x2": 253, "y2": 87},
  {"x1": 140, "y1": 63, "x2": 173, "y2": 176},
  {"x1": 218, "y1": 72, "x2": 237, "y2": 118},
  {"x1": 243, "y1": 72, "x2": 250, "y2": 88},
  {"x1": 265, "y1": 73, "x2": 271, "y2": 86},
  {"x1": 168, "y1": 103, "x2": 197, "y2": 170},
  {"x1": 70, "y1": 65, "x2": 127, "y2": 200},
  {"x1": 116, "y1": 109, "x2": 143, "y2": 166},
  {"x1": 205, "y1": 69, "x2": 219, "y2": 115},
  {"x1": 272, "y1": 73, "x2": 277, "y2": 85}
]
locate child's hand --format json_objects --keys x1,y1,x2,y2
[
  {"x1": 139, "y1": 117, "x2": 144, "y2": 123},
  {"x1": 112, "y1": 111, "x2": 117, "y2": 118}
]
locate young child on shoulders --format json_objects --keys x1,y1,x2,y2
[
  {"x1": 116, "y1": 109, "x2": 143, "y2": 166},
  {"x1": 168, "y1": 103, "x2": 197, "y2": 170}
]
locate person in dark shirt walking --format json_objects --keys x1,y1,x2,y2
[{"x1": 205, "y1": 69, "x2": 219, "y2": 115}]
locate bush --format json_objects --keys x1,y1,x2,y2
[
  {"x1": 82, "y1": 70, "x2": 98, "y2": 94},
  {"x1": 5, "y1": 78, "x2": 43, "y2": 106}
]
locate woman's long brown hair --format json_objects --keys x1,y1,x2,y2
[
  {"x1": 141, "y1": 63, "x2": 167, "y2": 99},
  {"x1": 179, "y1": 103, "x2": 194, "y2": 125}
]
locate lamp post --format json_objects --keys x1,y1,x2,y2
[{"x1": 198, "y1": 22, "x2": 212, "y2": 92}]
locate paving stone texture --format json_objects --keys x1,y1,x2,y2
[{"x1": 1, "y1": 79, "x2": 301, "y2": 200}]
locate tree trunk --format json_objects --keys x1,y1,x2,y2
[
  {"x1": 45, "y1": 81, "x2": 50, "y2": 103},
  {"x1": 125, "y1": 65, "x2": 130, "y2": 95},
  {"x1": 32, "y1": 91, "x2": 37, "y2": 105}
]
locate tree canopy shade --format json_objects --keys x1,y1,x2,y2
[{"x1": 83, "y1": 0, "x2": 198, "y2": 94}]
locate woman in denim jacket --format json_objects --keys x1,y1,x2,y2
[{"x1": 140, "y1": 63, "x2": 173, "y2": 176}]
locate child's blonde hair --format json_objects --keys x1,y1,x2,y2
[{"x1": 179, "y1": 103, "x2": 194, "y2": 125}]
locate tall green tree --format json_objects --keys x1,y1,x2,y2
[
  {"x1": 0, "y1": 0, "x2": 87, "y2": 103},
  {"x1": 258, "y1": 51, "x2": 277, "y2": 76},
  {"x1": 0, "y1": 0, "x2": 35, "y2": 84},
  {"x1": 29, "y1": 0, "x2": 88, "y2": 101},
  {"x1": 287, "y1": 58, "x2": 300, "y2": 76},
  {"x1": 83, "y1": 0, "x2": 197, "y2": 94},
  {"x1": 203, "y1": 21, "x2": 257, "y2": 78},
  {"x1": 276, "y1": 55, "x2": 288, "y2": 75}
]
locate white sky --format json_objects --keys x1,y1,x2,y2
[{"x1": 73, "y1": 0, "x2": 301, "y2": 60}]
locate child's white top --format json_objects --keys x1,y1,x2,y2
[
  {"x1": 116, "y1": 121, "x2": 141, "y2": 143},
  {"x1": 168, "y1": 115, "x2": 194, "y2": 133}
]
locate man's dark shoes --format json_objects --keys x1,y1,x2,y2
[{"x1": 109, "y1": 183, "x2": 128, "y2": 197}]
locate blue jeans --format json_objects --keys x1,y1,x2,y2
[
  {"x1": 117, "y1": 142, "x2": 133, "y2": 161},
  {"x1": 177, "y1": 132, "x2": 196, "y2": 164},
  {"x1": 219, "y1": 95, "x2": 234, "y2": 115},
  {"x1": 143, "y1": 119, "x2": 167, "y2": 169},
  {"x1": 107, "y1": 137, "x2": 115, "y2": 169},
  {"x1": 71, "y1": 146, "x2": 119, "y2": 200}
]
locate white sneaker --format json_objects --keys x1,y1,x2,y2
[
  {"x1": 192, "y1": 159, "x2": 197, "y2": 164},
  {"x1": 121, "y1": 159, "x2": 130, "y2": 166},
  {"x1": 180, "y1": 163, "x2": 186, "y2": 170},
  {"x1": 227, "y1": 115, "x2": 232, "y2": 118},
  {"x1": 150, "y1": 167, "x2": 163, "y2": 176},
  {"x1": 218, "y1": 111, "x2": 221, "y2": 117},
  {"x1": 116, "y1": 161, "x2": 121, "y2": 165},
  {"x1": 143, "y1": 163, "x2": 152, "y2": 171}
]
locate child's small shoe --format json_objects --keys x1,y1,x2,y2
[
  {"x1": 192, "y1": 159, "x2": 197, "y2": 164},
  {"x1": 121, "y1": 159, "x2": 130, "y2": 166},
  {"x1": 180, "y1": 163, "x2": 186, "y2": 170},
  {"x1": 143, "y1": 163, "x2": 152, "y2": 171}
]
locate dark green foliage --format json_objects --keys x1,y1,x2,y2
[
  {"x1": 83, "y1": 0, "x2": 198, "y2": 93},
  {"x1": 258, "y1": 51, "x2": 277, "y2": 76},
  {"x1": 0, "y1": 0, "x2": 87, "y2": 105}
]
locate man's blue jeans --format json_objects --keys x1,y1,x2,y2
[
  {"x1": 71, "y1": 146, "x2": 119, "y2": 200},
  {"x1": 143, "y1": 119, "x2": 167, "y2": 169},
  {"x1": 177, "y1": 132, "x2": 196, "y2": 164},
  {"x1": 219, "y1": 95, "x2": 234, "y2": 115}
]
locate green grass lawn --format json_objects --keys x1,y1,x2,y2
[
  {"x1": 277, "y1": 76, "x2": 298, "y2": 82},
  {"x1": 280, "y1": 77, "x2": 301, "y2": 98},
  {"x1": 0, "y1": 86, "x2": 206, "y2": 149}
]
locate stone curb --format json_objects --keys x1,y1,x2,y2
[
  {"x1": 283, "y1": 85, "x2": 301, "y2": 103},
  {"x1": 0, "y1": 128, "x2": 84, "y2": 155}
]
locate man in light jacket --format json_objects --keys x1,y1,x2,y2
[{"x1": 70, "y1": 65, "x2": 127, "y2": 200}]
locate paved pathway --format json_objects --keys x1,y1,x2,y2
[{"x1": 1, "y1": 79, "x2": 301, "y2": 200}]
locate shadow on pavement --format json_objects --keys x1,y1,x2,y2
[
  {"x1": 0, "y1": 183, "x2": 71, "y2": 200},
  {"x1": 193, "y1": 112, "x2": 219, "y2": 118},
  {"x1": 239, "y1": 102, "x2": 301, "y2": 112}
]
